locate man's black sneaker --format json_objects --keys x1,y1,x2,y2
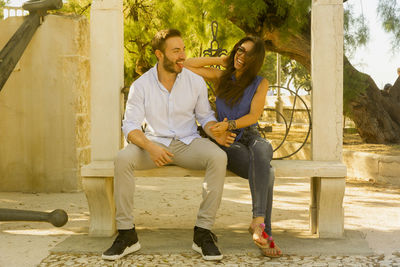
[
  {"x1": 102, "y1": 228, "x2": 141, "y2": 260},
  {"x1": 192, "y1": 226, "x2": 223, "y2": 261}
]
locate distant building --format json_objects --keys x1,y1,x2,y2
[{"x1": 2, "y1": 6, "x2": 28, "y2": 19}]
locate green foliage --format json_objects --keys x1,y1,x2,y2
[
  {"x1": 343, "y1": 63, "x2": 369, "y2": 116},
  {"x1": 343, "y1": 3, "x2": 369, "y2": 57},
  {"x1": 281, "y1": 57, "x2": 310, "y2": 91},
  {"x1": 57, "y1": 0, "x2": 91, "y2": 17},
  {"x1": 57, "y1": 0, "x2": 309, "y2": 90},
  {"x1": 123, "y1": 0, "x2": 169, "y2": 85},
  {"x1": 377, "y1": 0, "x2": 400, "y2": 48},
  {"x1": 275, "y1": 0, "x2": 310, "y2": 36},
  {"x1": 259, "y1": 53, "x2": 310, "y2": 95},
  {"x1": 215, "y1": 0, "x2": 267, "y2": 29},
  {"x1": 259, "y1": 52, "x2": 276, "y2": 85},
  {"x1": 344, "y1": 0, "x2": 400, "y2": 57},
  {"x1": 0, "y1": 0, "x2": 8, "y2": 20},
  {"x1": 122, "y1": 0, "x2": 246, "y2": 87}
]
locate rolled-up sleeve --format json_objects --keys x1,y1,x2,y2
[
  {"x1": 122, "y1": 83, "x2": 145, "y2": 139},
  {"x1": 194, "y1": 77, "x2": 217, "y2": 128}
]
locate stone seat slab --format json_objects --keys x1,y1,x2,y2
[{"x1": 81, "y1": 160, "x2": 346, "y2": 178}]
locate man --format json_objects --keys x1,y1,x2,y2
[
  {"x1": 390, "y1": 67, "x2": 400, "y2": 101},
  {"x1": 102, "y1": 29, "x2": 236, "y2": 261}
]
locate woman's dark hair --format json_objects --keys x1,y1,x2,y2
[{"x1": 217, "y1": 36, "x2": 265, "y2": 106}]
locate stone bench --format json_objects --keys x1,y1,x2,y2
[{"x1": 81, "y1": 160, "x2": 346, "y2": 238}]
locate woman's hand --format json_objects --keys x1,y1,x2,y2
[{"x1": 210, "y1": 118, "x2": 229, "y2": 137}]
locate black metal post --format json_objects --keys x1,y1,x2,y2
[
  {"x1": 0, "y1": 208, "x2": 68, "y2": 227},
  {"x1": 0, "y1": 0, "x2": 63, "y2": 92},
  {"x1": 0, "y1": 13, "x2": 40, "y2": 92}
]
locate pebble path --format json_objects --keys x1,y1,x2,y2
[{"x1": 39, "y1": 252, "x2": 400, "y2": 266}]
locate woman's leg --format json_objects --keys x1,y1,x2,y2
[
  {"x1": 221, "y1": 138, "x2": 273, "y2": 221},
  {"x1": 220, "y1": 142, "x2": 250, "y2": 179},
  {"x1": 264, "y1": 168, "x2": 275, "y2": 236},
  {"x1": 221, "y1": 143, "x2": 265, "y2": 246},
  {"x1": 247, "y1": 136, "x2": 281, "y2": 256},
  {"x1": 247, "y1": 136, "x2": 273, "y2": 223}
]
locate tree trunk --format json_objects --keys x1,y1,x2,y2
[
  {"x1": 344, "y1": 57, "x2": 400, "y2": 143},
  {"x1": 231, "y1": 4, "x2": 400, "y2": 144}
]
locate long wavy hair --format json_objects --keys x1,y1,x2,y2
[{"x1": 216, "y1": 36, "x2": 265, "y2": 107}]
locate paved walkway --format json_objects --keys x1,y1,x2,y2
[{"x1": 1, "y1": 177, "x2": 400, "y2": 266}]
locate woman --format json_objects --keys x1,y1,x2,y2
[{"x1": 184, "y1": 36, "x2": 282, "y2": 257}]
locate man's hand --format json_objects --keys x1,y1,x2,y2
[
  {"x1": 147, "y1": 143, "x2": 174, "y2": 167},
  {"x1": 210, "y1": 118, "x2": 229, "y2": 137},
  {"x1": 127, "y1": 129, "x2": 173, "y2": 167},
  {"x1": 214, "y1": 131, "x2": 236, "y2": 147},
  {"x1": 204, "y1": 120, "x2": 236, "y2": 147}
]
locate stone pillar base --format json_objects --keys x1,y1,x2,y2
[
  {"x1": 310, "y1": 177, "x2": 345, "y2": 238},
  {"x1": 82, "y1": 177, "x2": 116, "y2": 237}
]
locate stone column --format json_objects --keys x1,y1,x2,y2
[
  {"x1": 81, "y1": 0, "x2": 124, "y2": 236},
  {"x1": 90, "y1": 0, "x2": 124, "y2": 160},
  {"x1": 310, "y1": 0, "x2": 345, "y2": 238}
]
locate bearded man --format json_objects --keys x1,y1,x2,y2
[{"x1": 102, "y1": 29, "x2": 236, "y2": 261}]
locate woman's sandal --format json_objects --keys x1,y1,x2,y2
[
  {"x1": 248, "y1": 223, "x2": 282, "y2": 257},
  {"x1": 261, "y1": 235, "x2": 282, "y2": 258},
  {"x1": 248, "y1": 223, "x2": 268, "y2": 249}
]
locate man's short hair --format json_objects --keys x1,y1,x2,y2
[{"x1": 151, "y1": 29, "x2": 182, "y2": 53}]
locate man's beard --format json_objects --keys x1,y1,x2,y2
[{"x1": 162, "y1": 55, "x2": 182, "y2": 74}]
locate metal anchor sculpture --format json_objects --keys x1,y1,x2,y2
[
  {"x1": 202, "y1": 21, "x2": 227, "y2": 59},
  {"x1": 0, "y1": 0, "x2": 67, "y2": 227},
  {"x1": 0, "y1": 0, "x2": 63, "y2": 92}
]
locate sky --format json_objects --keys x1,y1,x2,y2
[
  {"x1": 3, "y1": 0, "x2": 399, "y2": 89},
  {"x1": 345, "y1": 0, "x2": 400, "y2": 89}
]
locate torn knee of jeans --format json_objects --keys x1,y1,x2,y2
[{"x1": 252, "y1": 139, "x2": 273, "y2": 154}]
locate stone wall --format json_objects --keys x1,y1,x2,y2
[
  {"x1": 343, "y1": 151, "x2": 400, "y2": 186},
  {"x1": 0, "y1": 15, "x2": 90, "y2": 192}
]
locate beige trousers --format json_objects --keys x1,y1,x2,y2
[{"x1": 114, "y1": 138, "x2": 227, "y2": 230}]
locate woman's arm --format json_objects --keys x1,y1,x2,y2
[
  {"x1": 210, "y1": 78, "x2": 269, "y2": 134},
  {"x1": 236, "y1": 78, "x2": 269, "y2": 128},
  {"x1": 183, "y1": 57, "x2": 226, "y2": 83}
]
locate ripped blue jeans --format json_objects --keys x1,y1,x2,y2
[{"x1": 220, "y1": 126, "x2": 275, "y2": 235}]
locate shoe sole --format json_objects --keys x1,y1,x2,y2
[
  {"x1": 192, "y1": 243, "x2": 223, "y2": 261},
  {"x1": 102, "y1": 241, "x2": 141, "y2": 261}
]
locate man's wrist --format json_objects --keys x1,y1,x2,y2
[{"x1": 227, "y1": 120, "x2": 237, "y2": 131}]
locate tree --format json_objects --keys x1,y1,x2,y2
[
  {"x1": 122, "y1": 0, "x2": 245, "y2": 87},
  {"x1": 58, "y1": 0, "x2": 400, "y2": 143},
  {"x1": 0, "y1": 0, "x2": 8, "y2": 20},
  {"x1": 217, "y1": 0, "x2": 400, "y2": 143}
]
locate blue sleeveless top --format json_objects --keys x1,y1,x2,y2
[{"x1": 216, "y1": 75, "x2": 263, "y2": 141}]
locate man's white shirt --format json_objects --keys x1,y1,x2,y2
[{"x1": 122, "y1": 65, "x2": 216, "y2": 147}]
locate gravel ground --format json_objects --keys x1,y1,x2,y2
[{"x1": 39, "y1": 252, "x2": 400, "y2": 266}]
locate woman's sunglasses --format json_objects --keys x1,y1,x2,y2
[{"x1": 236, "y1": 46, "x2": 247, "y2": 56}]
